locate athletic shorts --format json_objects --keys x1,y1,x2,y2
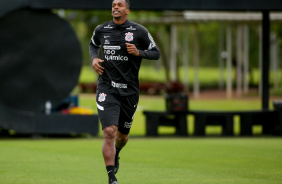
[{"x1": 96, "y1": 90, "x2": 139, "y2": 135}]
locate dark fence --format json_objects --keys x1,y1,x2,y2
[{"x1": 143, "y1": 95, "x2": 282, "y2": 136}]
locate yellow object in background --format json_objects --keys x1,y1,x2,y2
[{"x1": 69, "y1": 107, "x2": 94, "y2": 115}]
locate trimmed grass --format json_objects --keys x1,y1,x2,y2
[
  {"x1": 1, "y1": 94, "x2": 281, "y2": 184},
  {"x1": 0, "y1": 138, "x2": 282, "y2": 184}
]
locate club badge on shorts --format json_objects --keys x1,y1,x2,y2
[
  {"x1": 125, "y1": 32, "x2": 134, "y2": 42},
  {"x1": 98, "y1": 93, "x2": 107, "y2": 102}
]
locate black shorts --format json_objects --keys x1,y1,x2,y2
[{"x1": 96, "y1": 90, "x2": 139, "y2": 135}]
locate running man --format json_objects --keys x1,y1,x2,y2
[{"x1": 89, "y1": 0, "x2": 160, "y2": 183}]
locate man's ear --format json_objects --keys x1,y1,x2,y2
[{"x1": 126, "y1": 9, "x2": 130, "y2": 15}]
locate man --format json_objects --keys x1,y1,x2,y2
[{"x1": 89, "y1": 0, "x2": 160, "y2": 183}]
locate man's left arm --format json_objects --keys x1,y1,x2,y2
[{"x1": 139, "y1": 31, "x2": 160, "y2": 60}]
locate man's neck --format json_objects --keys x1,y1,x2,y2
[{"x1": 113, "y1": 17, "x2": 127, "y2": 25}]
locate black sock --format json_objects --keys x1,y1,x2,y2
[
  {"x1": 115, "y1": 146, "x2": 121, "y2": 158},
  {"x1": 106, "y1": 165, "x2": 116, "y2": 181}
]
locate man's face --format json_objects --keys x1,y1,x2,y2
[{"x1": 112, "y1": 0, "x2": 130, "y2": 19}]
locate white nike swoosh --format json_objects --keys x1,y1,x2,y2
[{"x1": 108, "y1": 170, "x2": 112, "y2": 174}]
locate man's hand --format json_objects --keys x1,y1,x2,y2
[
  {"x1": 126, "y1": 43, "x2": 140, "y2": 56},
  {"x1": 92, "y1": 58, "x2": 104, "y2": 75}
]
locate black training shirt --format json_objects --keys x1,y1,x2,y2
[{"x1": 89, "y1": 20, "x2": 160, "y2": 96}]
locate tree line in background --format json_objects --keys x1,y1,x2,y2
[{"x1": 54, "y1": 9, "x2": 282, "y2": 89}]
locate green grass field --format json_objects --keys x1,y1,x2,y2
[
  {"x1": 2, "y1": 67, "x2": 282, "y2": 184},
  {"x1": 1, "y1": 138, "x2": 281, "y2": 184},
  {"x1": 1, "y1": 95, "x2": 282, "y2": 184}
]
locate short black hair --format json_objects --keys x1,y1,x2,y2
[
  {"x1": 112, "y1": 0, "x2": 130, "y2": 9},
  {"x1": 125, "y1": 0, "x2": 130, "y2": 8}
]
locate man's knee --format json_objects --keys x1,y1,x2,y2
[{"x1": 103, "y1": 125, "x2": 117, "y2": 139}]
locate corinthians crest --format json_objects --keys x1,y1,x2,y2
[
  {"x1": 125, "y1": 32, "x2": 134, "y2": 42},
  {"x1": 98, "y1": 93, "x2": 107, "y2": 102}
]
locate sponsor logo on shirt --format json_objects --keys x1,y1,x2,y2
[
  {"x1": 103, "y1": 46, "x2": 128, "y2": 61},
  {"x1": 126, "y1": 26, "x2": 136, "y2": 30},
  {"x1": 125, "y1": 32, "x2": 134, "y2": 42},
  {"x1": 105, "y1": 55, "x2": 128, "y2": 61},
  {"x1": 104, "y1": 35, "x2": 111, "y2": 38},
  {"x1": 103, "y1": 46, "x2": 121, "y2": 50},
  {"x1": 104, "y1": 25, "x2": 113, "y2": 29},
  {"x1": 111, "y1": 81, "x2": 127, "y2": 89},
  {"x1": 104, "y1": 39, "x2": 110, "y2": 44}
]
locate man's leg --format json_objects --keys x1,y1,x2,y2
[
  {"x1": 114, "y1": 93, "x2": 138, "y2": 174},
  {"x1": 114, "y1": 131, "x2": 129, "y2": 174},
  {"x1": 102, "y1": 125, "x2": 118, "y2": 183},
  {"x1": 115, "y1": 130, "x2": 129, "y2": 149}
]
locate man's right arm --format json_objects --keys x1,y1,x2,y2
[
  {"x1": 89, "y1": 25, "x2": 104, "y2": 75},
  {"x1": 89, "y1": 25, "x2": 101, "y2": 61},
  {"x1": 92, "y1": 57, "x2": 104, "y2": 75},
  {"x1": 89, "y1": 41, "x2": 100, "y2": 61}
]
